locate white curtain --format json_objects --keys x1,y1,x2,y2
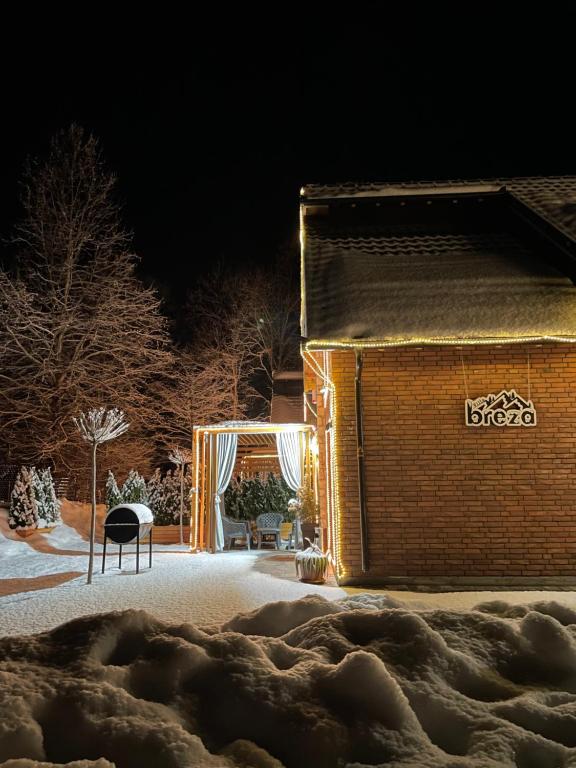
[
  {"x1": 214, "y1": 433, "x2": 238, "y2": 552},
  {"x1": 276, "y1": 431, "x2": 303, "y2": 490}
]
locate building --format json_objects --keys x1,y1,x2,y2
[{"x1": 301, "y1": 178, "x2": 576, "y2": 587}]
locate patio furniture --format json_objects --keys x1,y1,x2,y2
[
  {"x1": 256, "y1": 512, "x2": 283, "y2": 549},
  {"x1": 280, "y1": 522, "x2": 294, "y2": 550},
  {"x1": 222, "y1": 515, "x2": 251, "y2": 550}
]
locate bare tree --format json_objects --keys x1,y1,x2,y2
[
  {"x1": 168, "y1": 445, "x2": 193, "y2": 544},
  {"x1": 150, "y1": 346, "x2": 249, "y2": 450},
  {"x1": 186, "y1": 251, "x2": 300, "y2": 414},
  {"x1": 0, "y1": 126, "x2": 172, "y2": 474},
  {"x1": 73, "y1": 407, "x2": 129, "y2": 584},
  {"x1": 245, "y1": 251, "x2": 301, "y2": 398}
]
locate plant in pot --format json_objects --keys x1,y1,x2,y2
[
  {"x1": 295, "y1": 539, "x2": 331, "y2": 584},
  {"x1": 294, "y1": 485, "x2": 319, "y2": 549}
]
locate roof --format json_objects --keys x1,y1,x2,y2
[{"x1": 300, "y1": 177, "x2": 576, "y2": 348}]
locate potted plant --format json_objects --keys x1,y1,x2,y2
[
  {"x1": 295, "y1": 539, "x2": 331, "y2": 584},
  {"x1": 294, "y1": 485, "x2": 319, "y2": 549}
]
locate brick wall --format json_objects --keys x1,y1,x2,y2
[{"x1": 313, "y1": 344, "x2": 576, "y2": 582}]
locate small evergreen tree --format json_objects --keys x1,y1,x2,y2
[
  {"x1": 146, "y1": 467, "x2": 160, "y2": 507},
  {"x1": 263, "y1": 472, "x2": 292, "y2": 517},
  {"x1": 40, "y1": 468, "x2": 62, "y2": 525},
  {"x1": 146, "y1": 469, "x2": 169, "y2": 524},
  {"x1": 146, "y1": 468, "x2": 191, "y2": 526},
  {"x1": 105, "y1": 470, "x2": 123, "y2": 510},
  {"x1": 31, "y1": 467, "x2": 47, "y2": 525},
  {"x1": 121, "y1": 469, "x2": 147, "y2": 504},
  {"x1": 223, "y1": 473, "x2": 292, "y2": 521},
  {"x1": 224, "y1": 476, "x2": 242, "y2": 519},
  {"x1": 160, "y1": 469, "x2": 180, "y2": 523},
  {"x1": 9, "y1": 466, "x2": 38, "y2": 530}
]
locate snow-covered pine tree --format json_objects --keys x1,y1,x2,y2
[
  {"x1": 40, "y1": 468, "x2": 62, "y2": 525},
  {"x1": 105, "y1": 470, "x2": 123, "y2": 510},
  {"x1": 32, "y1": 467, "x2": 48, "y2": 526},
  {"x1": 146, "y1": 469, "x2": 165, "y2": 522},
  {"x1": 162, "y1": 470, "x2": 181, "y2": 524},
  {"x1": 9, "y1": 466, "x2": 38, "y2": 530},
  {"x1": 146, "y1": 469, "x2": 187, "y2": 525},
  {"x1": 121, "y1": 469, "x2": 147, "y2": 504}
]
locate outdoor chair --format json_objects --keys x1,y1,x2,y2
[
  {"x1": 255, "y1": 512, "x2": 283, "y2": 549},
  {"x1": 280, "y1": 522, "x2": 294, "y2": 550},
  {"x1": 221, "y1": 515, "x2": 251, "y2": 550}
]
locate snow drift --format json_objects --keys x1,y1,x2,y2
[{"x1": 2, "y1": 594, "x2": 576, "y2": 767}]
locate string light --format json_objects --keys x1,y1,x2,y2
[
  {"x1": 302, "y1": 347, "x2": 346, "y2": 579},
  {"x1": 305, "y1": 334, "x2": 576, "y2": 351}
]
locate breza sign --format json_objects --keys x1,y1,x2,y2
[{"x1": 465, "y1": 390, "x2": 536, "y2": 427}]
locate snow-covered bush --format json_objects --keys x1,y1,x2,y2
[
  {"x1": 146, "y1": 468, "x2": 171, "y2": 525},
  {"x1": 31, "y1": 465, "x2": 46, "y2": 520},
  {"x1": 263, "y1": 472, "x2": 293, "y2": 518},
  {"x1": 8, "y1": 465, "x2": 62, "y2": 530},
  {"x1": 224, "y1": 473, "x2": 292, "y2": 521},
  {"x1": 105, "y1": 469, "x2": 123, "y2": 510},
  {"x1": 121, "y1": 468, "x2": 147, "y2": 504},
  {"x1": 147, "y1": 469, "x2": 190, "y2": 526},
  {"x1": 38, "y1": 468, "x2": 62, "y2": 526},
  {"x1": 8, "y1": 466, "x2": 38, "y2": 530}
]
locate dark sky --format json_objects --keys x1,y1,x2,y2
[{"x1": 1, "y1": 21, "x2": 573, "y2": 309}]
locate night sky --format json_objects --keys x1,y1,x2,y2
[{"x1": 1, "y1": 22, "x2": 573, "y2": 312}]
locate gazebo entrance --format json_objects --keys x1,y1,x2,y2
[{"x1": 191, "y1": 422, "x2": 317, "y2": 553}]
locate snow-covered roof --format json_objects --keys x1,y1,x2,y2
[
  {"x1": 301, "y1": 177, "x2": 576, "y2": 347},
  {"x1": 196, "y1": 421, "x2": 310, "y2": 431}
]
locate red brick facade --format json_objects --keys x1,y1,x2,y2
[{"x1": 306, "y1": 344, "x2": 576, "y2": 585}]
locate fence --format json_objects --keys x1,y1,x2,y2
[{"x1": 0, "y1": 465, "x2": 72, "y2": 504}]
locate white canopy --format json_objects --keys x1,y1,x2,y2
[{"x1": 195, "y1": 422, "x2": 313, "y2": 552}]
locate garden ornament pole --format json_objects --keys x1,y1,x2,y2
[
  {"x1": 168, "y1": 446, "x2": 192, "y2": 545},
  {"x1": 73, "y1": 408, "x2": 129, "y2": 584}
]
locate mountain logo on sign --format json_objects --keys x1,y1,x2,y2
[{"x1": 465, "y1": 389, "x2": 536, "y2": 427}]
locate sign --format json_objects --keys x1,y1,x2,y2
[{"x1": 465, "y1": 389, "x2": 536, "y2": 427}]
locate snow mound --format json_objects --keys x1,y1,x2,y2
[
  {"x1": 2, "y1": 596, "x2": 576, "y2": 766},
  {"x1": 0, "y1": 760, "x2": 113, "y2": 767}
]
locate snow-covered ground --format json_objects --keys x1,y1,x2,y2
[
  {"x1": 5, "y1": 505, "x2": 576, "y2": 766},
  {"x1": 0, "y1": 506, "x2": 346, "y2": 636},
  {"x1": 3, "y1": 594, "x2": 576, "y2": 766},
  {"x1": 3, "y1": 507, "x2": 576, "y2": 636}
]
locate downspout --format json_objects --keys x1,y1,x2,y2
[{"x1": 354, "y1": 349, "x2": 370, "y2": 572}]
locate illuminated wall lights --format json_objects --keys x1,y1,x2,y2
[
  {"x1": 305, "y1": 334, "x2": 576, "y2": 352},
  {"x1": 302, "y1": 347, "x2": 346, "y2": 580}
]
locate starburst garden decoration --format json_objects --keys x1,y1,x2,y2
[
  {"x1": 73, "y1": 407, "x2": 129, "y2": 584},
  {"x1": 168, "y1": 445, "x2": 193, "y2": 545}
]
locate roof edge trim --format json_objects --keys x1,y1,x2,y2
[
  {"x1": 305, "y1": 335, "x2": 576, "y2": 351},
  {"x1": 301, "y1": 183, "x2": 505, "y2": 202}
]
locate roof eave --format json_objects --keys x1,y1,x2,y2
[{"x1": 304, "y1": 334, "x2": 576, "y2": 351}]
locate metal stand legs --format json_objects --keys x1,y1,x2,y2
[{"x1": 100, "y1": 535, "x2": 152, "y2": 575}]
